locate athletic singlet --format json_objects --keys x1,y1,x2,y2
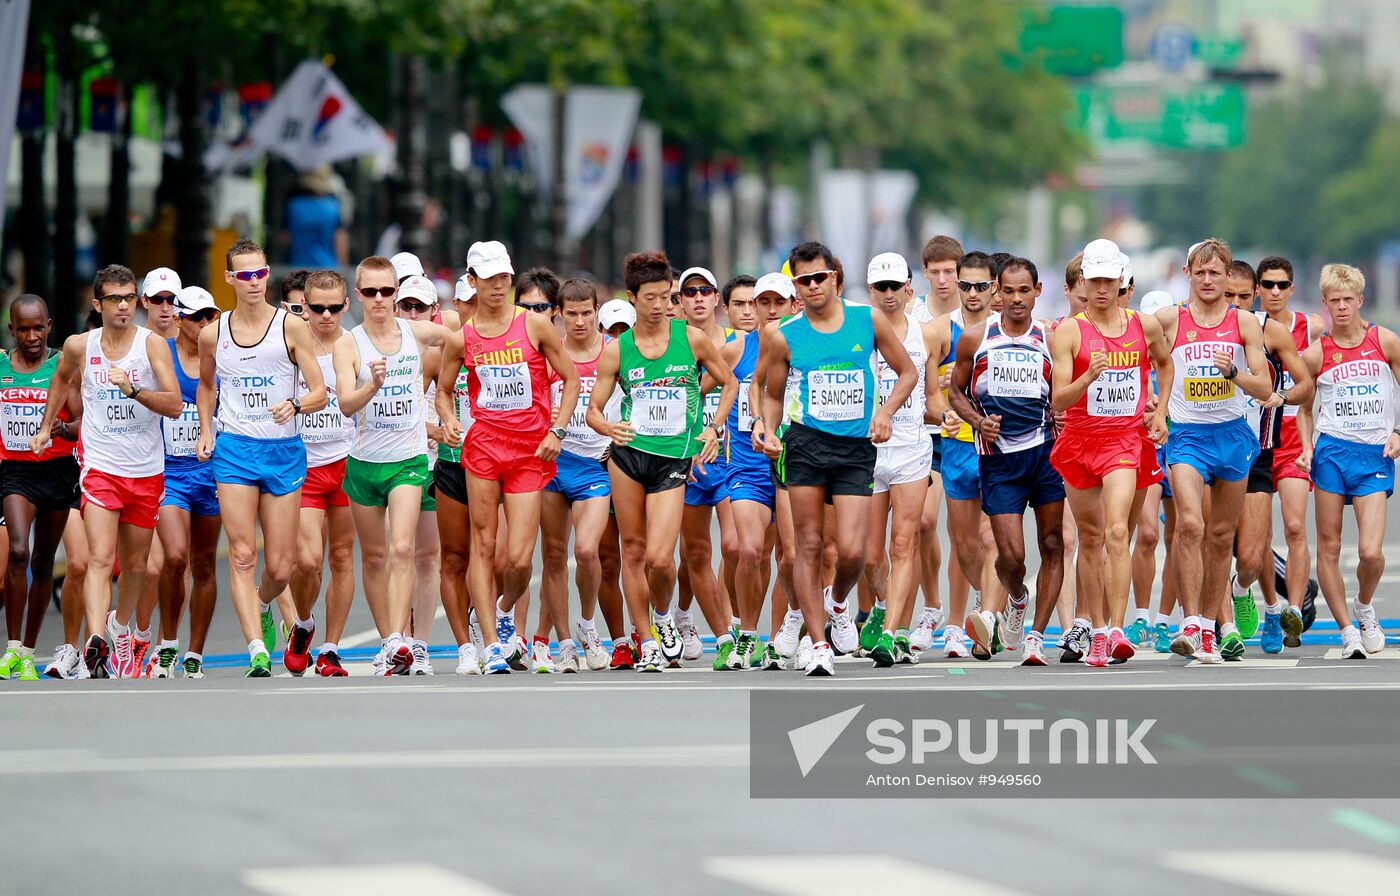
[
  {"x1": 299, "y1": 351, "x2": 355, "y2": 468},
  {"x1": 1062, "y1": 311, "x2": 1151, "y2": 434},
  {"x1": 1246, "y1": 311, "x2": 1289, "y2": 449},
  {"x1": 1167, "y1": 304, "x2": 1246, "y2": 425},
  {"x1": 968, "y1": 318, "x2": 1054, "y2": 455},
  {"x1": 350, "y1": 318, "x2": 427, "y2": 463},
  {"x1": 700, "y1": 327, "x2": 736, "y2": 427},
  {"x1": 215, "y1": 308, "x2": 299, "y2": 439},
  {"x1": 1280, "y1": 311, "x2": 1311, "y2": 420},
  {"x1": 437, "y1": 366, "x2": 472, "y2": 464},
  {"x1": 728, "y1": 330, "x2": 765, "y2": 468},
  {"x1": 551, "y1": 336, "x2": 615, "y2": 461},
  {"x1": 82, "y1": 326, "x2": 163, "y2": 477},
  {"x1": 783, "y1": 303, "x2": 876, "y2": 439},
  {"x1": 618, "y1": 319, "x2": 703, "y2": 459},
  {"x1": 162, "y1": 338, "x2": 203, "y2": 463},
  {"x1": 462, "y1": 307, "x2": 551, "y2": 438},
  {"x1": 0, "y1": 349, "x2": 74, "y2": 462},
  {"x1": 1315, "y1": 325, "x2": 1395, "y2": 445},
  {"x1": 938, "y1": 308, "x2": 980, "y2": 442},
  {"x1": 875, "y1": 312, "x2": 928, "y2": 449}
]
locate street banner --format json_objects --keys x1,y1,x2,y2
[
  {"x1": 819, "y1": 169, "x2": 918, "y2": 289},
  {"x1": 0, "y1": 0, "x2": 32, "y2": 212}
]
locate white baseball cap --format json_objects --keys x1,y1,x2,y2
[
  {"x1": 1081, "y1": 239, "x2": 1125, "y2": 281},
  {"x1": 398, "y1": 275, "x2": 437, "y2": 305},
  {"x1": 454, "y1": 275, "x2": 476, "y2": 303},
  {"x1": 866, "y1": 252, "x2": 910, "y2": 285},
  {"x1": 173, "y1": 286, "x2": 218, "y2": 316},
  {"x1": 754, "y1": 272, "x2": 796, "y2": 301},
  {"x1": 678, "y1": 267, "x2": 718, "y2": 290},
  {"x1": 1139, "y1": 290, "x2": 1175, "y2": 317},
  {"x1": 142, "y1": 267, "x2": 181, "y2": 297},
  {"x1": 466, "y1": 241, "x2": 514, "y2": 280},
  {"x1": 1119, "y1": 252, "x2": 1134, "y2": 285},
  {"x1": 598, "y1": 299, "x2": 636, "y2": 331},
  {"x1": 390, "y1": 252, "x2": 425, "y2": 281}
]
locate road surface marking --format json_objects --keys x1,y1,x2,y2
[
  {"x1": 245, "y1": 864, "x2": 510, "y2": 896},
  {"x1": 1163, "y1": 849, "x2": 1400, "y2": 894},
  {"x1": 706, "y1": 856, "x2": 1029, "y2": 896},
  {"x1": 1330, "y1": 808, "x2": 1400, "y2": 844}
]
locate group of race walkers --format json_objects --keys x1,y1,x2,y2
[{"x1": 0, "y1": 231, "x2": 1394, "y2": 681}]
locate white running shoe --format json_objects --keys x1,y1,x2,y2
[
  {"x1": 455, "y1": 643, "x2": 482, "y2": 675},
  {"x1": 966, "y1": 610, "x2": 998, "y2": 660},
  {"x1": 822, "y1": 585, "x2": 835, "y2": 612},
  {"x1": 795, "y1": 635, "x2": 813, "y2": 671},
  {"x1": 44, "y1": 644, "x2": 81, "y2": 679},
  {"x1": 911, "y1": 607, "x2": 944, "y2": 651},
  {"x1": 468, "y1": 610, "x2": 486, "y2": 654},
  {"x1": 678, "y1": 612, "x2": 704, "y2": 661},
  {"x1": 372, "y1": 646, "x2": 387, "y2": 676},
  {"x1": 1356, "y1": 601, "x2": 1386, "y2": 654},
  {"x1": 576, "y1": 623, "x2": 609, "y2": 671},
  {"x1": 774, "y1": 610, "x2": 803, "y2": 658},
  {"x1": 1342, "y1": 625, "x2": 1367, "y2": 660},
  {"x1": 1000, "y1": 594, "x2": 1028, "y2": 650},
  {"x1": 556, "y1": 640, "x2": 580, "y2": 673},
  {"x1": 1021, "y1": 631, "x2": 1047, "y2": 667},
  {"x1": 637, "y1": 641, "x2": 663, "y2": 672},
  {"x1": 653, "y1": 612, "x2": 683, "y2": 662},
  {"x1": 410, "y1": 639, "x2": 434, "y2": 675},
  {"x1": 530, "y1": 640, "x2": 555, "y2": 673},
  {"x1": 805, "y1": 643, "x2": 835, "y2": 677},
  {"x1": 942, "y1": 625, "x2": 970, "y2": 658},
  {"x1": 829, "y1": 608, "x2": 859, "y2": 655}
]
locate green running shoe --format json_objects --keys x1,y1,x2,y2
[
  {"x1": 1153, "y1": 622, "x2": 1172, "y2": 653},
  {"x1": 859, "y1": 606, "x2": 886, "y2": 654},
  {"x1": 0, "y1": 649, "x2": 21, "y2": 679},
  {"x1": 246, "y1": 652, "x2": 272, "y2": 678},
  {"x1": 18, "y1": 655, "x2": 39, "y2": 681},
  {"x1": 260, "y1": 603, "x2": 277, "y2": 652},
  {"x1": 1220, "y1": 630, "x2": 1245, "y2": 661},
  {"x1": 760, "y1": 643, "x2": 783, "y2": 670},
  {"x1": 733, "y1": 633, "x2": 757, "y2": 670},
  {"x1": 713, "y1": 636, "x2": 737, "y2": 671},
  {"x1": 151, "y1": 646, "x2": 179, "y2": 679},
  {"x1": 895, "y1": 634, "x2": 917, "y2": 664},
  {"x1": 870, "y1": 631, "x2": 898, "y2": 668},
  {"x1": 183, "y1": 656, "x2": 205, "y2": 679},
  {"x1": 1232, "y1": 580, "x2": 1260, "y2": 639},
  {"x1": 991, "y1": 618, "x2": 1004, "y2": 655}
]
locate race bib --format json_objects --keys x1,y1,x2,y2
[
  {"x1": 1184, "y1": 376, "x2": 1234, "y2": 403},
  {"x1": 2, "y1": 401, "x2": 46, "y2": 453},
  {"x1": 1087, "y1": 369, "x2": 1141, "y2": 417},
  {"x1": 703, "y1": 390, "x2": 722, "y2": 426},
  {"x1": 632, "y1": 384, "x2": 686, "y2": 436},
  {"x1": 988, "y1": 352, "x2": 1043, "y2": 399},
  {"x1": 564, "y1": 378, "x2": 594, "y2": 436},
  {"x1": 807, "y1": 369, "x2": 863, "y2": 422},
  {"x1": 163, "y1": 401, "x2": 202, "y2": 456},
  {"x1": 1281, "y1": 370, "x2": 1299, "y2": 418},
  {"x1": 736, "y1": 377, "x2": 755, "y2": 432},
  {"x1": 878, "y1": 366, "x2": 919, "y2": 428},
  {"x1": 477, "y1": 363, "x2": 532, "y2": 411}
]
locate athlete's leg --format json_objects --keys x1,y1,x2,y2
[
  {"x1": 1101, "y1": 471, "x2": 1142, "y2": 631},
  {"x1": 918, "y1": 474, "x2": 944, "y2": 614},
  {"x1": 643, "y1": 487, "x2": 686, "y2": 615},
  {"x1": 218, "y1": 483, "x2": 269, "y2": 645},
  {"x1": 787, "y1": 485, "x2": 831, "y2": 639},
  {"x1": 186, "y1": 514, "x2": 222, "y2": 656},
  {"x1": 1313, "y1": 488, "x2": 1350, "y2": 626},
  {"x1": 410, "y1": 508, "x2": 440, "y2": 642},
  {"x1": 1352, "y1": 492, "x2": 1387, "y2": 607},
  {"x1": 571, "y1": 496, "x2": 611, "y2": 625},
  {"x1": 1199, "y1": 478, "x2": 1248, "y2": 625},
  {"x1": 292, "y1": 507, "x2": 328, "y2": 621},
  {"x1": 1277, "y1": 479, "x2": 1311, "y2": 609},
  {"x1": 1234, "y1": 492, "x2": 1272, "y2": 592},
  {"x1": 322, "y1": 506, "x2": 356, "y2": 645},
  {"x1": 731, "y1": 498, "x2": 774, "y2": 631},
  {"x1": 862, "y1": 491, "x2": 892, "y2": 607},
  {"x1": 986, "y1": 512, "x2": 1027, "y2": 614},
  {"x1": 350, "y1": 501, "x2": 394, "y2": 635},
  {"x1": 1063, "y1": 483, "x2": 1107, "y2": 629},
  {"x1": 945, "y1": 497, "x2": 984, "y2": 622},
  {"x1": 1158, "y1": 498, "x2": 1178, "y2": 619},
  {"x1": 539, "y1": 490, "x2": 571, "y2": 639},
  {"x1": 680, "y1": 503, "x2": 732, "y2": 638},
  {"x1": 1131, "y1": 486, "x2": 1162, "y2": 615},
  {"x1": 135, "y1": 535, "x2": 163, "y2": 638},
  {"x1": 3, "y1": 494, "x2": 38, "y2": 644},
  {"x1": 1028, "y1": 501, "x2": 1066, "y2": 635},
  {"x1": 884, "y1": 479, "x2": 928, "y2": 633},
  {"x1": 1167, "y1": 465, "x2": 1208, "y2": 619},
  {"x1": 81, "y1": 507, "x2": 121, "y2": 637},
  {"x1": 382, "y1": 485, "x2": 423, "y2": 636},
  {"x1": 497, "y1": 491, "x2": 541, "y2": 619},
  {"x1": 60, "y1": 510, "x2": 89, "y2": 646},
  {"x1": 436, "y1": 490, "x2": 472, "y2": 646},
  {"x1": 113, "y1": 521, "x2": 156, "y2": 628},
  {"x1": 1057, "y1": 510, "x2": 1078, "y2": 629},
  {"x1": 154, "y1": 507, "x2": 191, "y2": 643},
  {"x1": 597, "y1": 511, "x2": 625, "y2": 640},
  {"x1": 774, "y1": 487, "x2": 797, "y2": 612}
]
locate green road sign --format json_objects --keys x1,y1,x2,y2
[
  {"x1": 1021, "y1": 5, "x2": 1124, "y2": 76},
  {"x1": 1075, "y1": 84, "x2": 1246, "y2": 149}
]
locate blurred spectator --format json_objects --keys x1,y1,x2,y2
[{"x1": 286, "y1": 166, "x2": 348, "y2": 268}]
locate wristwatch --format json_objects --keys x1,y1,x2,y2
[
  {"x1": 1222, "y1": 363, "x2": 1238, "y2": 380},
  {"x1": 1275, "y1": 387, "x2": 1288, "y2": 404},
  {"x1": 706, "y1": 422, "x2": 725, "y2": 437},
  {"x1": 291, "y1": 397, "x2": 302, "y2": 413},
  {"x1": 550, "y1": 425, "x2": 567, "y2": 440},
  {"x1": 127, "y1": 384, "x2": 143, "y2": 399}
]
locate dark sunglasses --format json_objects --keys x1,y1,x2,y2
[
  {"x1": 183, "y1": 310, "x2": 219, "y2": 323},
  {"x1": 871, "y1": 280, "x2": 905, "y2": 294},
  {"x1": 98, "y1": 292, "x2": 138, "y2": 303},
  {"x1": 144, "y1": 294, "x2": 177, "y2": 305},
  {"x1": 1260, "y1": 279, "x2": 1292, "y2": 291},
  {"x1": 308, "y1": 302, "x2": 346, "y2": 315},
  {"x1": 793, "y1": 270, "x2": 835, "y2": 288},
  {"x1": 681, "y1": 285, "x2": 717, "y2": 299},
  {"x1": 518, "y1": 301, "x2": 552, "y2": 314},
  {"x1": 358, "y1": 286, "x2": 397, "y2": 299},
  {"x1": 958, "y1": 279, "x2": 995, "y2": 293},
  {"x1": 229, "y1": 267, "x2": 270, "y2": 282},
  {"x1": 397, "y1": 300, "x2": 432, "y2": 313}
]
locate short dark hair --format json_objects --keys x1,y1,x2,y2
[
  {"x1": 999, "y1": 257, "x2": 1039, "y2": 285},
  {"x1": 226, "y1": 237, "x2": 265, "y2": 271},
  {"x1": 921, "y1": 235, "x2": 963, "y2": 267},
  {"x1": 515, "y1": 267, "x2": 561, "y2": 308},
  {"x1": 9, "y1": 293, "x2": 49, "y2": 320},
  {"x1": 788, "y1": 241, "x2": 838, "y2": 273},
  {"x1": 1229, "y1": 259, "x2": 1257, "y2": 287},
  {"x1": 1257, "y1": 255, "x2": 1293, "y2": 281},
  {"x1": 990, "y1": 251, "x2": 1014, "y2": 278},
  {"x1": 722, "y1": 274, "x2": 756, "y2": 305},
  {"x1": 282, "y1": 269, "x2": 310, "y2": 302},
  {"x1": 624, "y1": 250, "x2": 673, "y2": 295},
  {"x1": 559, "y1": 277, "x2": 599, "y2": 308},
  {"x1": 94, "y1": 264, "x2": 136, "y2": 298},
  {"x1": 957, "y1": 251, "x2": 994, "y2": 278}
]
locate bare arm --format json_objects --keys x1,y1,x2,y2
[
  {"x1": 531, "y1": 313, "x2": 577, "y2": 462},
  {"x1": 435, "y1": 332, "x2": 466, "y2": 450},
  {"x1": 1267, "y1": 319, "x2": 1314, "y2": 409},
  {"x1": 689, "y1": 327, "x2": 736, "y2": 464},
  {"x1": 1382, "y1": 328, "x2": 1400, "y2": 459},
  {"x1": 1051, "y1": 320, "x2": 1105, "y2": 411},
  {"x1": 1232, "y1": 313, "x2": 1275, "y2": 402},
  {"x1": 870, "y1": 313, "x2": 915, "y2": 446},
  {"x1": 139, "y1": 333, "x2": 185, "y2": 419},
  {"x1": 335, "y1": 333, "x2": 379, "y2": 418},
  {"x1": 30, "y1": 335, "x2": 84, "y2": 454},
  {"x1": 283, "y1": 316, "x2": 328, "y2": 418},
  {"x1": 585, "y1": 340, "x2": 631, "y2": 446},
  {"x1": 196, "y1": 323, "x2": 219, "y2": 461},
  {"x1": 410, "y1": 319, "x2": 450, "y2": 349},
  {"x1": 946, "y1": 325, "x2": 994, "y2": 443},
  {"x1": 760, "y1": 329, "x2": 792, "y2": 458},
  {"x1": 1142, "y1": 311, "x2": 1173, "y2": 443}
]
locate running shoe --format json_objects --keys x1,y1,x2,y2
[
  {"x1": 576, "y1": 624, "x2": 609, "y2": 671},
  {"x1": 109, "y1": 625, "x2": 136, "y2": 679},
  {"x1": 482, "y1": 642, "x2": 511, "y2": 674},
  {"x1": 828, "y1": 606, "x2": 859, "y2": 656},
  {"x1": 1170, "y1": 625, "x2": 1202, "y2": 660},
  {"x1": 410, "y1": 640, "x2": 434, "y2": 675},
  {"x1": 246, "y1": 652, "x2": 272, "y2": 678},
  {"x1": 495, "y1": 603, "x2": 517, "y2": 645},
  {"x1": 637, "y1": 641, "x2": 663, "y2": 673},
  {"x1": 911, "y1": 606, "x2": 944, "y2": 651},
  {"x1": 1220, "y1": 630, "x2": 1245, "y2": 661},
  {"x1": 150, "y1": 646, "x2": 179, "y2": 679},
  {"x1": 316, "y1": 650, "x2": 349, "y2": 677},
  {"x1": 285, "y1": 620, "x2": 315, "y2": 676},
  {"x1": 1356, "y1": 600, "x2": 1386, "y2": 654},
  {"x1": 454, "y1": 644, "x2": 481, "y2": 676},
  {"x1": 609, "y1": 640, "x2": 635, "y2": 670},
  {"x1": 653, "y1": 612, "x2": 683, "y2": 662},
  {"x1": 942, "y1": 625, "x2": 970, "y2": 658},
  {"x1": 870, "y1": 631, "x2": 898, "y2": 668},
  {"x1": 805, "y1": 642, "x2": 835, "y2": 677},
  {"x1": 796, "y1": 635, "x2": 814, "y2": 671},
  {"x1": 505, "y1": 634, "x2": 530, "y2": 671},
  {"x1": 280, "y1": 621, "x2": 291, "y2": 648},
  {"x1": 530, "y1": 640, "x2": 555, "y2": 674},
  {"x1": 760, "y1": 643, "x2": 783, "y2": 670},
  {"x1": 371, "y1": 646, "x2": 387, "y2": 676},
  {"x1": 1196, "y1": 629, "x2": 1222, "y2": 664},
  {"x1": 1000, "y1": 596, "x2": 1027, "y2": 650},
  {"x1": 182, "y1": 655, "x2": 205, "y2": 679},
  {"x1": 712, "y1": 636, "x2": 736, "y2": 671},
  {"x1": 1125, "y1": 618, "x2": 1150, "y2": 648},
  {"x1": 1281, "y1": 605, "x2": 1305, "y2": 649},
  {"x1": 895, "y1": 634, "x2": 917, "y2": 664},
  {"x1": 556, "y1": 640, "x2": 580, "y2": 673},
  {"x1": 859, "y1": 605, "x2": 887, "y2": 654},
  {"x1": 44, "y1": 644, "x2": 81, "y2": 680},
  {"x1": 384, "y1": 638, "x2": 414, "y2": 675},
  {"x1": 774, "y1": 610, "x2": 803, "y2": 657},
  {"x1": 1260, "y1": 611, "x2": 1284, "y2": 654},
  {"x1": 84, "y1": 635, "x2": 110, "y2": 679},
  {"x1": 678, "y1": 614, "x2": 703, "y2": 662},
  {"x1": 1108, "y1": 629, "x2": 1136, "y2": 663},
  {"x1": 1232, "y1": 577, "x2": 1260, "y2": 639},
  {"x1": 468, "y1": 609, "x2": 486, "y2": 654},
  {"x1": 1058, "y1": 622, "x2": 1089, "y2": 663},
  {"x1": 966, "y1": 610, "x2": 997, "y2": 661},
  {"x1": 131, "y1": 637, "x2": 151, "y2": 676},
  {"x1": 1153, "y1": 622, "x2": 1172, "y2": 653},
  {"x1": 16, "y1": 656, "x2": 38, "y2": 681},
  {"x1": 1021, "y1": 631, "x2": 1047, "y2": 667},
  {"x1": 1342, "y1": 626, "x2": 1366, "y2": 660},
  {"x1": 734, "y1": 633, "x2": 758, "y2": 670},
  {"x1": 259, "y1": 602, "x2": 277, "y2": 654},
  {"x1": 0, "y1": 648, "x2": 21, "y2": 679},
  {"x1": 1084, "y1": 632, "x2": 1110, "y2": 667}
]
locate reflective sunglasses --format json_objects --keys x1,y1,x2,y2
[
  {"x1": 518, "y1": 301, "x2": 552, "y2": 314},
  {"x1": 308, "y1": 302, "x2": 346, "y2": 315},
  {"x1": 144, "y1": 294, "x2": 177, "y2": 305},
  {"x1": 98, "y1": 292, "x2": 138, "y2": 303},
  {"x1": 1260, "y1": 279, "x2": 1292, "y2": 291},
  {"x1": 793, "y1": 270, "x2": 836, "y2": 288},
  {"x1": 681, "y1": 285, "x2": 717, "y2": 299},
  {"x1": 871, "y1": 280, "x2": 905, "y2": 294},
  {"x1": 229, "y1": 267, "x2": 270, "y2": 282},
  {"x1": 397, "y1": 300, "x2": 432, "y2": 313},
  {"x1": 958, "y1": 279, "x2": 995, "y2": 293},
  {"x1": 358, "y1": 286, "x2": 397, "y2": 299}
]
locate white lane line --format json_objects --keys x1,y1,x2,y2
[
  {"x1": 706, "y1": 856, "x2": 1029, "y2": 896},
  {"x1": 0, "y1": 744, "x2": 746, "y2": 776},
  {"x1": 245, "y1": 864, "x2": 510, "y2": 896},
  {"x1": 1162, "y1": 850, "x2": 1400, "y2": 895},
  {"x1": 1321, "y1": 649, "x2": 1400, "y2": 660}
]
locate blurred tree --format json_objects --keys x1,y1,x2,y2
[{"x1": 1318, "y1": 119, "x2": 1400, "y2": 261}]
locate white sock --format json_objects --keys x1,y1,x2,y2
[
  {"x1": 1221, "y1": 622, "x2": 1239, "y2": 638},
  {"x1": 248, "y1": 639, "x2": 267, "y2": 659},
  {"x1": 388, "y1": 632, "x2": 404, "y2": 646},
  {"x1": 320, "y1": 642, "x2": 338, "y2": 656},
  {"x1": 295, "y1": 615, "x2": 314, "y2": 631},
  {"x1": 1184, "y1": 615, "x2": 1201, "y2": 632},
  {"x1": 1264, "y1": 600, "x2": 1281, "y2": 615},
  {"x1": 411, "y1": 638, "x2": 427, "y2": 649},
  {"x1": 730, "y1": 615, "x2": 741, "y2": 630},
  {"x1": 1072, "y1": 616, "x2": 1090, "y2": 630},
  {"x1": 578, "y1": 617, "x2": 596, "y2": 631},
  {"x1": 1200, "y1": 617, "x2": 1215, "y2": 634},
  {"x1": 676, "y1": 609, "x2": 693, "y2": 623},
  {"x1": 135, "y1": 627, "x2": 152, "y2": 642},
  {"x1": 1155, "y1": 613, "x2": 1171, "y2": 627},
  {"x1": 495, "y1": 597, "x2": 511, "y2": 617},
  {"x1": 184, "y1": 651, "x2": 203, "y2": 663},
  {"x1": 1092, "y1": 626, "x2": 1108, "y2": 638},
  {"x1": 17, "y1": 645, "x2": 34, "y2": 657},
  {"x1": 1109, "y1": 626, "x2": 1124, "y2": 638},
  {"x1": 716, "y1": 632, "x2": 734, "y2": 646},
  {"x1": 1133, "y1": 608, "x2": 1151, "y2": 624},
  {"x1": 1009, "y1": 590, "x2": 1028, "y2": 609},
  {"x1": 5, "y1": 639, "x2": 18, "y2": 652},
  {"x1": 159, "y1": 639, "x2": 178, "y2": 650},
  {"x1": 874, "y1": 598, "x2": 887, "y2": 611},
  {"x1": 1231, "y1": 575, "x2": 1250, "y2": 598}
]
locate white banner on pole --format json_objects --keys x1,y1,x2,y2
[
  {"x1": 502, "y1": 84, "x2": 641, "y2": 241},
  {"x1": 819, "y1": 169, "x2": 919, "y2": 284},
  {"x1": 206, "y1": 60, "x2": 389, "y2": 173},
  {"x1": 0, "y1": 0, "x2": 32, "y2": 213}
]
